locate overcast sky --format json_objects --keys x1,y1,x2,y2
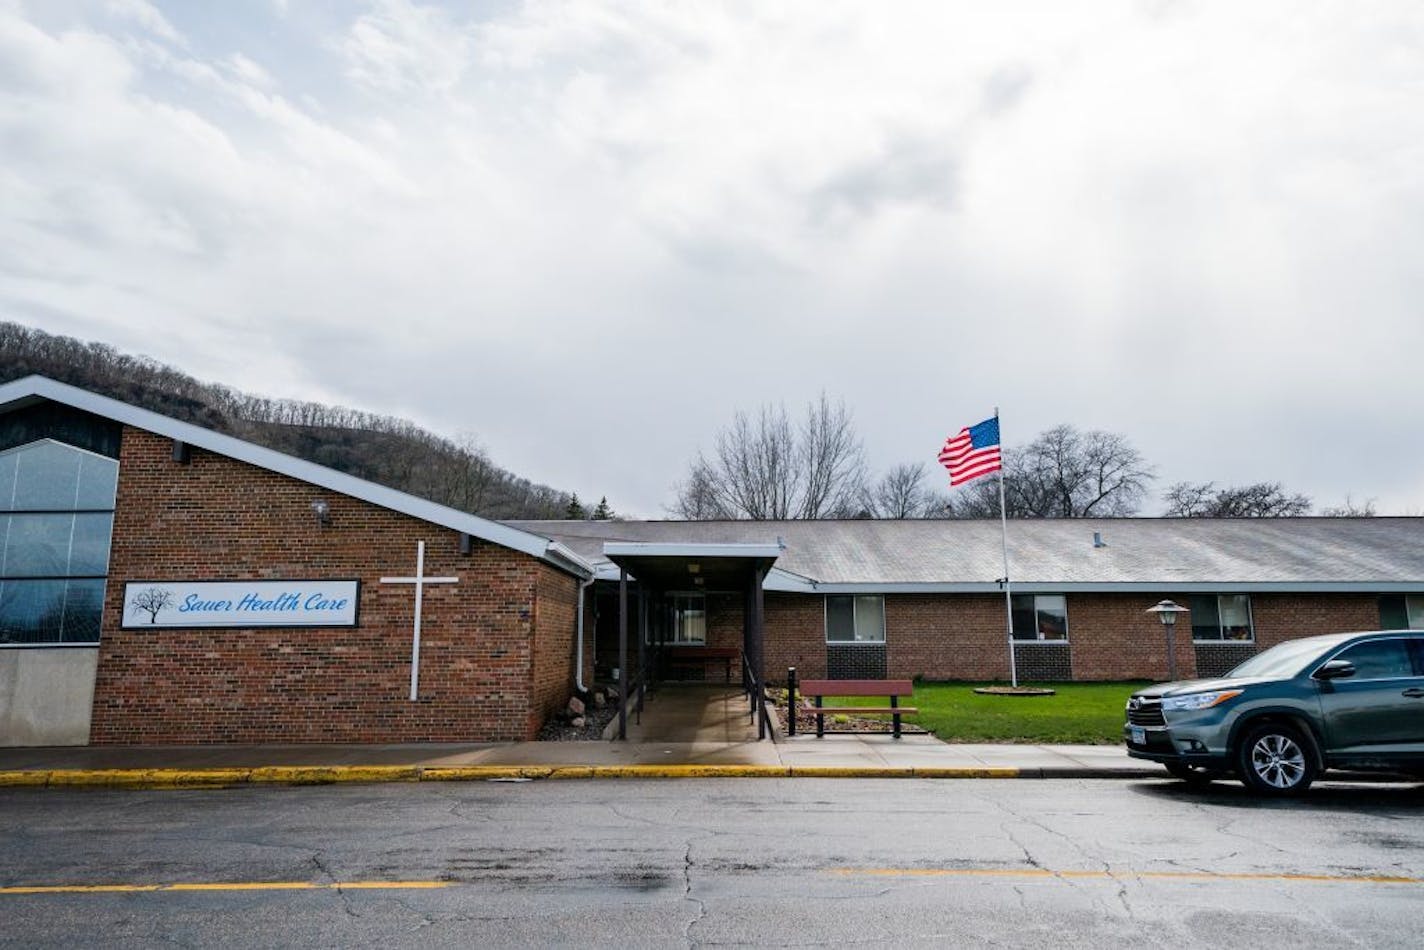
[{"x1": 3, "y1": 1, "x2": 1422, "y2": 517}]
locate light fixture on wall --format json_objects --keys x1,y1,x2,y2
[{"x1": 311, "y1": 499, "x2": 331, "y2": 527}]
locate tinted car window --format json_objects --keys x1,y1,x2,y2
[{"x1": 1333, "y1": 639, "x2": 1414, "y2": 680}]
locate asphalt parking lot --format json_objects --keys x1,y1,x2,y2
[{"x1": 2, "y1": 777, "x2": 1422, "y2": 947}]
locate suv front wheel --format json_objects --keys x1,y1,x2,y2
[{"x1": 1236, "y1": 722, "x2": 1317, "y2": 795}]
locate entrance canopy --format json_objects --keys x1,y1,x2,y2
[
  {"x1": 602, "y1": 542, "x2": 781, "y2": 591},
  {"x1": 602, "y1": 542, "x2": 782, "y2": 741}
]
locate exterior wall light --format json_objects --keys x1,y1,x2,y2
[
  {"x1": 1146, "y1": 599, "x2": 1189, "y2": 681},
  {"x1": 311, "y1": 499, "x2": 331, "y2": 527}
]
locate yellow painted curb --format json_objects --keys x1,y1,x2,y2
[
  {"x1": 134, "y1": 769, "x2": 253, "y2": 788},
  {"x1": 787, "y1": 766, "x2": 915, "y2": 779},
  {"x1": 419, "y1": 766, "x2": 554, "y2": 782},
  {"x1": 913, "y1": 767, "x2": 1021, "y2": 779},
  {"x1": 547, "y1": 765, "x2": 792, "y2": 779},
  {"x1": 0, "y1": 771, "x2": 51, "y2": 787},
  {"x1": 248, "y1": 766, "x2": 420, "y2": 785}
]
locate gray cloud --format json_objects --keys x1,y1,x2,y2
[{"x1": 2, "y1": 0, "x2": 1422, "y2": 517}]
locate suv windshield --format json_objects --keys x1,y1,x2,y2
[{"x1": 1227, "y1": 638, "x2": 1334, "y2": 678}]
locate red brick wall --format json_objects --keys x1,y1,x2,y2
[
  {"x1": 530, "y1": 565, "x2": 578, "y2": 732},
  {"x1": 754, "y1": 590, "x2": 1385, "y2": 684},
  {"x1": 1063, "y1": 594, "x2": 1198, "y2": 681},
  {"x1": 764, "y1": 592, "x2": 826, "y2": 681},
  {"x1": 1250, "y1": 594, "x2": 1379, "y2": 648},
  {"x1": 92, "y1": 428, "x2": 576, "y2": 744}
]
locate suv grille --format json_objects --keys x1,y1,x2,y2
[{"x1": 1127, "y1": 699, "x2": 1165, "y2": 727}]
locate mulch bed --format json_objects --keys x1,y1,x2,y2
[
  {"x1": 536, "y1": 702, "x2": 619, "y2": 741},
  {"x1": 769, "y1": 696, "x2": 929, "y2": 736}
]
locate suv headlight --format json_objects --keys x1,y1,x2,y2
[{"x1": 1161, "y1": 690, "x2": 1242, "y2": 712}]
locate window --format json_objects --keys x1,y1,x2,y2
[
  {"x1": 1190, "y1": 594, "x2": 1253, "y2": 642},
  {"x1": 1011, "y1": 594, "x2": 1068, "y2": 641},
  {"x1": 670, "y1": 593, "x2": 706, "y2": 646},
  {"x1": 1378, "y1": 595, "x2": 1424, "y2": 630},
  {"x1": 1331, "y1": 639, "x2": 1416, "y2": 680},
  {"x1": 0, "y1": 440, "x2": 117, "y2": 645},
  {"x1": 825, "y1": 595, "x2": 886, "y2": 644}
]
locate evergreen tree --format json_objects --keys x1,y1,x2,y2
[
  {"x1": 592, "y1": 496, "x2": 614, "y2": 520},
  {"x1": 564, "y1": 493, "x2": 587, "y2": 520}
]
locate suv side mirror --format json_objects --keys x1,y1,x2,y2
[{"x1": 1314, "y1": 659, "x2": 1356, "y2": 681}]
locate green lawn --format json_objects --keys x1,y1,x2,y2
[{"x1": 827, "y1": 681, "x2": 1146, "y2": 744}]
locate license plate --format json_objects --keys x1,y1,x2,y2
[{"x1": 1130, "y1": 726, "x2": 1146, "y2": 745}]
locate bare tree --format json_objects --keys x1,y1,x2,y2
[
  {"x1": 1320, "y1": 494, "x2": 1377, "y2": 517},
  {"x1": 869, "y1": 463, "x2": 932, "y2": 518},
  {"x1": 1163, "y1": 481, "x2": 1312, "y2": 517},
  {"x1": 671, "y1": 394, "x2": 866, "y2": 520},
  {"x1": 941, "y1": 424, "x2": 1154, "y2": 518}
]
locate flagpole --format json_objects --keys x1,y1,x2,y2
[{"x1": 995, "y1": 407, "x2": 1018, "y2": 688}]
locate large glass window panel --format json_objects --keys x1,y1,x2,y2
[
  {"x1": 67, "y1": 514, "x2": 114, "y2": 576},
  {"x1": 673, "y1": 594, "x2": 706, "y2": 645},
  {"x1": 853, "y1": 596, "x2": 886, "y2": 643},
  {"x1": 1037, "y1": 595, "x2": 1068, "y2": 641},
  {"x1": 1190, "y1": 595, "x2": 1221, "y2": 641},
  {"x1": 1219, "y1": 595, "x2": 1252, "y2": 641},
  {"x1": 0, "y1": 452, "x2": 15, "y2": 509},
  {"x1": 3, "y1": 514, "x2": 73, "y2": 577},
  {"x1": 1380, "y1": 595, "x2": 1410, "y2": 630},
  {"x1": 1407, "y1": 596, "x2": 1424, "y2": 629},
  {"x1": 825, "y1": 595, "x2": 856, "y2": 642},
  {"x1": 61, "y1": 579, "x2": 105, "y2": 643},
  {"x1": 1011, "y1": 594, "x2": 1037, "y2": 641},
  {"x1": 10, "y1": 441, "x2": 83, "y2": 510},
  {"x1": 74, "y1": 453, "x2": 119, "y2": 509},
  {"x1": 0, "y1": 579, "x2": 66, "y2": 644}
]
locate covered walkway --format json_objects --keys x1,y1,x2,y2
[{"x1": 620, "y1": 684, "x2": 760, "y2": 744}]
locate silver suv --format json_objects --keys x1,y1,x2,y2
[{"x1": 1125, "y1": 630, "x2": 1424, "y2": 795}]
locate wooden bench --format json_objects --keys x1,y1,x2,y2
[
  {"x1": 662, "y1": 646, "x2": 740, "y2": 683},
  {"x1": 789, "y1": 677, "x2": 918, "y2": 739}
]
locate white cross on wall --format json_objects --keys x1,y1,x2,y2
[{"x1": 380, "y1": 540, "x2": 459, "y2": 701}]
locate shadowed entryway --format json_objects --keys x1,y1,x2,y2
[{"x1": 620, "y1": 684, "x2": 761, "y2": 743}]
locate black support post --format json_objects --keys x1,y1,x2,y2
[
  {"x1": 787, "y1": 667, "x2": 797, "y2": 737},
  {"x1": 618, "y1": 568, "x2": 628, "y2": 741}
]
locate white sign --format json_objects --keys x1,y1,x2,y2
[{"x1": 122, "y1": 580, "x2": 360, "y2": 629}]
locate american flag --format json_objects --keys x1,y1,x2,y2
[{"x1": 938, "y1": 416, "x2": 1002, "y2": 486}]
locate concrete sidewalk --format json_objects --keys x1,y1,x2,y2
[
  {"x1": 0, "y1": 685, "x2": 1162, "y2": 786},
  {"x1": 0, "y1": 735, "x2": 1160, "y2": 786}
]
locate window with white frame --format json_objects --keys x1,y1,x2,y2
[
  {"x1": 1011, "y1": 594, "x2": 1068, "y2": 641},
  {"x1": 1189, "y1": 594, "x2": 1254, "y2": 642},
  {"x1": 670, "y1": 593, "x2": 706, "y2": 645},
  {"x1": 825, "y1": 595, "x2": 886, "y2": 644},
  {"x1": 0, "y1": 440, "x2": 118, "y2": 646},
  {"x1": 1378, "y1": 594, "x2": 1424, "y2": 630}
]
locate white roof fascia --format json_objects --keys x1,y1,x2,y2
[
  {"x1": 0, "y1": 376, "x2": 593, "y2": 578},
  {"x1": 602, "y1": 542, "x2": 784, "y2": 560},
  {"x1": 794, "y1": 581, "x2": 1424, "y2": 595}
]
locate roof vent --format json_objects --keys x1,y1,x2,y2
[{"x1": 1092, "y1": 532, "x2": 1106, "y2": 548}]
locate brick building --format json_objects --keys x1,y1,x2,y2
[{"x1": 3, "y1": 375, "x2": 1422, "y2": 747}]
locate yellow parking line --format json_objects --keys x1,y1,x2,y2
[
  {"x1": 0, "y1": 881, "x2": 451, "y2": 896},
  {"x1": 830, "y1": 868, "x2": 1422, "y2": 885}
]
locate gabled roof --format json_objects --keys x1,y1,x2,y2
[
  {"x1": 509, "y1": 517, "x2": 1424, "y2": 593},
  {"x1": 0, "y1": 375, "x2": 591, "y2": 578}
]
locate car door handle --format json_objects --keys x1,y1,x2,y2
[{"x1": 1402, "y1": 688, "x2": 1424, "y2": 698}]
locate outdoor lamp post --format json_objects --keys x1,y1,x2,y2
[{"x1": 1146, "y1": 600, "x2": 1189, "y2": 682}]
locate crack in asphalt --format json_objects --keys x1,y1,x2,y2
[{"x1": 682, "y1": 840, "x2": 707, "y2": 948}]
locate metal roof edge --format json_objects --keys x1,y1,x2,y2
[
  {"x1": 602, "y1": 542, "x2": 784, "y2": 559},
  {"x1": 0, "y1": 375, "x2": 592, "y2": 577},
  {"x1": 795, "y1": 581, "x2": 1424, "y2": 595}
]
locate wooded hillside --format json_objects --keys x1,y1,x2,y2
[{"x1": 0, "y1": 322, "x2": 576, "y2": 520}]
